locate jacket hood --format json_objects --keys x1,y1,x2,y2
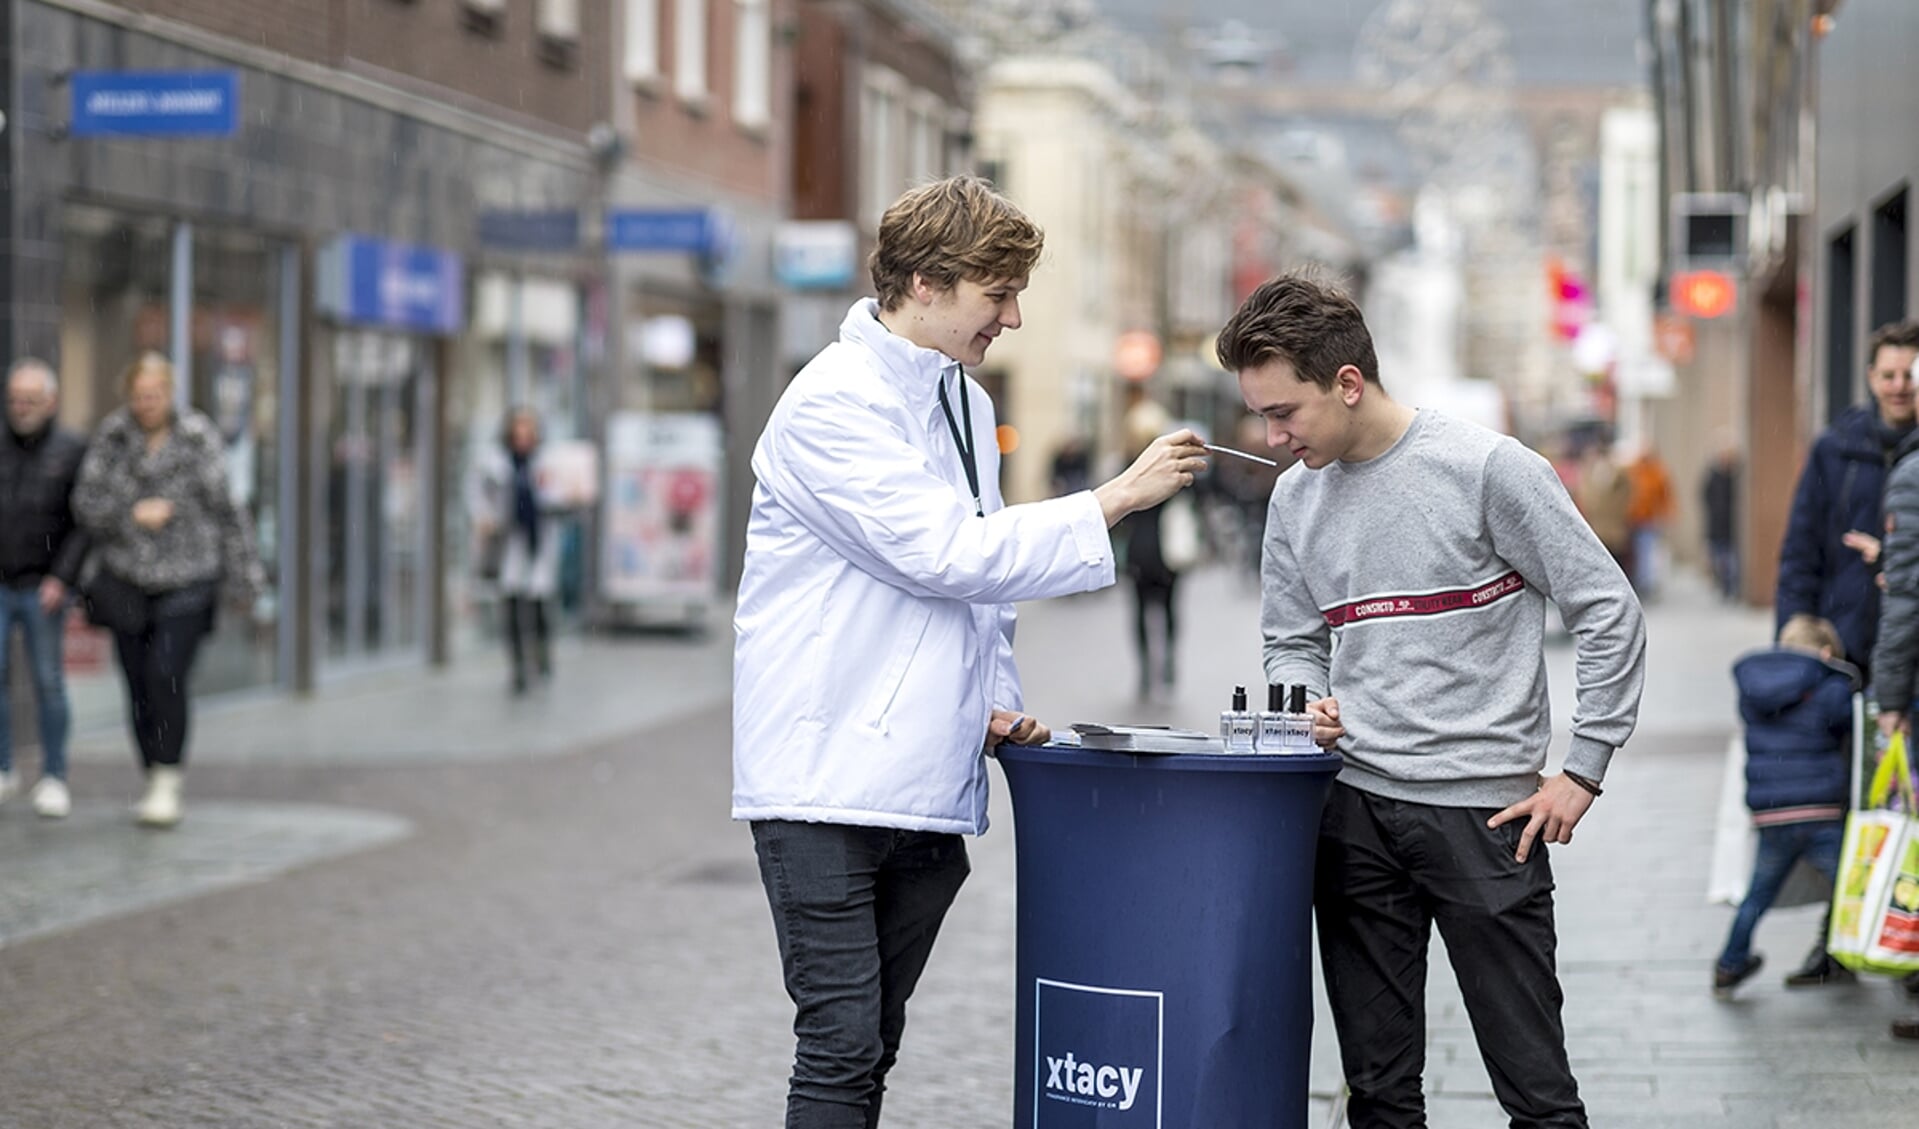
[
  {"x1": 1833, "y1": 403, "x2": 1908, "y2": 462},
  {"x1": 1733, "y1": 649, "x2": 1859, "y2": 718},
  {"x1": 839, "y1": 298, "x2": 958, "y2": 413}
]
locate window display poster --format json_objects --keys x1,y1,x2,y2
[{"x1": 601, "y1": 412, "x2": 723, "y2": 604}]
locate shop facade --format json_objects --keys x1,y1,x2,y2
[{"x1": 4, "y1": 1, "x2": 601, "y2": 733}]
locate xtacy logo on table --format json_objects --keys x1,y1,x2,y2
[{"x1": 1033, "y1": 979, "x2": 1161, "y2": 1126}]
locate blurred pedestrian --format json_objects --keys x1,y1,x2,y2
[
  {"x1": 1624, "y1": 442, "x2": 1675, "y2": 597},
  {"x1": 1711, "y1": 615, "x2": 1855, "y2": 999},
  {"x1": 73, "y1": 353, "x2": 262, "y2": 828},
  {"x1": 0, "y1": 358, "x2": 88, "y2": 819},
  {"x1": 1702, "y1": 447, "x2": 1740, "y2": 601},
  {"x1": 1574, "y1": 438, "x2": 1634, "y2": 576},
  {"x1": 732, "y1": 175, "x2": 1206, "y2": 1128},
  {"x1": 1115, "y1": 399, "x2": 1198, "y2": 700},
  {"x1": 1773, "y1": 318, "x2": 1919, "y2": 986},
  {"x1": 1778, "y1": 320, "x2": 1919, "y2": 682},
  {"x1": 467, "y1": 408, "x2": 577, "y2": 695},
  {"x1": 1220, "y1": 272, "x2": 1645, "y2": 1129},
  {"x1": 1047, "y1": 433, "x2": 1091, "y2": 496},
  {"x1": 1863, "y1": 394, "x2": 1919, "y2": 1038},
  {"x1": 1211, "y1": 414, "x2": 1284, "y2": 582}
]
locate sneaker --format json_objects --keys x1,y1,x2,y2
[
  {"x1": 1783, "y1": 951, "x2": 1856, "y2": 987},
  {"x1": 0, "y1": 769, "x2": 16, "y2": 804},
  {"x1": 30, "y1": 777, "x2": 70, "y2": 819},
  {"x1": 1894, "y1": 1016, "x2": 1919, "y2": 1041},
  {"x1": 1713, "y1": 954, "x2": 1765, "y2": 999},
  {"x1": 135, "y1": 767, "x2": 183, "y2": 829}
]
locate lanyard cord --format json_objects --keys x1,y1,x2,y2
[{"x1": 936, "y1": 368, "x2": 983, "y2": 518}]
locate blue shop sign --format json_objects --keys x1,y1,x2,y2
[
  {"x1": 605, "y1": 208, "x2": 717, "y2": 254},
  {"x1": 69, "y1": 71, "x2": 239, "y2": 138},
  {"x1": 478, "y1": 209, "x2": 582, "y2": 252},
  {"x1": 320, "y1": 235, "x2": 465, "y2": 334}
]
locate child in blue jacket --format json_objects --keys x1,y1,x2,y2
[{"x1": 1713, "y1": 614, "x2": 1857, "y2": 997}]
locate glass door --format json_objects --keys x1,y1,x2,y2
[{"x1": 317, "y1": 330, "x2": 433, "y2": 669}]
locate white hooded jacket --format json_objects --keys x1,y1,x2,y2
[{"x1": 732, "y1": 300, "x2": 1116, "y2": 834}]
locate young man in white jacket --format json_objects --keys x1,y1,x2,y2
[{"x1": 734, "y1": 176, "x2": 1206, "y2": 1128}]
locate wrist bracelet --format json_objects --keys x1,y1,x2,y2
[{"x1": 1563, "y1": 771, "x2": 1604, "y2": 798}]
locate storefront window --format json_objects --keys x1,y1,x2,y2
[
  {"x1": 55, "y1": 208, "x2": 286, "y2": 713},
  {"x1": 624, "y1": 288, "x2": 723, "y2": 414},
  {"x1": 315, "y1": 331, "x2": 432, "y2": 666},
  {"x1": 58, "y1": 206, "x2": 172, "y2": 427},
  {"x1": 189, "y1": 227, "x2": 283, "y2": 694}
]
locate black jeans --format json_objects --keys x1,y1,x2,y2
[
  {"x1": 112, "y1": 608, "x2": 211, "y2": 770},
  {"x1": 1129, "y1": 573, "x2": 1179, "y2": 689},
  {"x1": 503, "y1": 594, "x2": 550, "y2": 687},
  {"x1": 1315, "y1": 782, "x2": 1585, "y2": 1129},
  {"x1": 752, "y1": 820, "x2": 971, "y2": 1129}
]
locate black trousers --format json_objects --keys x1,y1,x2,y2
[
  {"x1": 111, "y1": 610, "x2": 211, "y2": 770},
  {"x1": 503, "y1": 595, "x2": 550, "y2": 684},
  {"x1": 1129, "y1": 573, "x2": 1179, "y2": 687},
  {"x1": 752, "y1": 820, "x2": 971, "y2": 1129},
  {"x1": 1315, "y1": 782, "x2": 1585, "y2": 1129}
]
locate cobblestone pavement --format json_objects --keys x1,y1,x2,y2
[
  {"x1": 0, "y1": 802, "x2": 409, "y2": 949},
  {"x1": 1, "y1": 568, "x2": 1917, "y2": 1127}
]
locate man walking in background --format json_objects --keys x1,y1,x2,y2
[
  {"x1": 0, "y1": 358, "x2": 89, "y2": 819},
  {"x1": 1773, "y1": 318, "x2": 1919, "y2": 986}
]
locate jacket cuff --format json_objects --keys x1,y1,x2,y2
[
  {"x1": 1563, "y1": 735, "x2": 1616, "y2": 782},
  {"x1": 1065, "y1": 492, "x2": 1117, "y2": 580}
]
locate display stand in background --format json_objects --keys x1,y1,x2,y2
[{"x1": 599, "y1": 411, "x2": 723, "y2": 632}]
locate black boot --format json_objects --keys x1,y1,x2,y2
[{"x1": 1783, "y1": 946, "x2": 1855, "y2": 988}]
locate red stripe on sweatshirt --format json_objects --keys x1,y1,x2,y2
[{"x1": 1322, "y1": 571, "x2": 1527, "y2": 628}]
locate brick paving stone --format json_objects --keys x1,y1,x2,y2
[{"x1": 2, "y1": 568, "x2": 1917, "y2": 1128}]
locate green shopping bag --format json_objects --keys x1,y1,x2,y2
[{"x1": 1828, "y1": 728, "x2": 1919, "y2": 975}]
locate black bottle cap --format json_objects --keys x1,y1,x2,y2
[
  {"x1": 1288, "y1": 684, "x2": 1308, "y2": 713},
  {"x1": 1232, "y1": 685, "x2": 1248, "y2": 711},
  {"x1": 1268, "y1": 683, "x2": 1284, "y2": 712}
]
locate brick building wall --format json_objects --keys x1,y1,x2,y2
[
  {"x1": 346, "y1": 0, "x2": 607, "y2": 134},
  {"x1": 790, "y1": 6, "x2": 851, "y2": 220},
  {"x1": 630, "y1": 0, "x2": 787, "y2": 202},
  {"x1": 102, "y1": 0, "x2": 603, "y2": 134},
  {"x1": 112, "y1": 0, "x2": 337, "y2": 64}
]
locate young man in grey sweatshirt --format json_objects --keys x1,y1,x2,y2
[{"x1": 1218, "y1": 274, "x2": 1647, "y2": 1129}]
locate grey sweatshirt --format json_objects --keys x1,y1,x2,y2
[{"x1": 1262, "y1": 410, "x2": 1646, "y2": 809}]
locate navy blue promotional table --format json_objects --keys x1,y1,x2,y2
[{"x1": 995, "y1": 744, "x2": 1342, "y2": 1129}]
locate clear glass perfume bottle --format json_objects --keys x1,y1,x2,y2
[
  {"x1": 1256, "y1": 683, "x2": 1288, "y2": 753},
  {"x1": 1220, "y1": 685, "x2": 1257, "y2": 753},
  {"x1": 1285, "y1": 684, "x2": 1315, "y2": 752}
]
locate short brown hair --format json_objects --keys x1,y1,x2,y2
[
  {"x1": 1215, "y1": 272, "x2": 1380, "y2": 390},
  {"x1": 1780, "y1": 613, "x2": 1844, "y2": 661},
  {"x1": 869, "y1": 176, "x2": 1044, "y2": 311},
  {"x1": 1867, "y1": 319, "x2": 1919, "y2": 369}
]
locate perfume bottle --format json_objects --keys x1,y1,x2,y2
[
  {"x1": 1285, "y1": 684, "x2": 1316, "y2": 752},
  {"x1": 1220, "y1": 685, "x2": 1257, "y2": 753},
  {"x1": 1256, "y1": 683, "x2": 1289, "y2": 753}
]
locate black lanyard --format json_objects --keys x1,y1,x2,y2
[{"x1": 936, "y1": 368, "x2": 983, "y2": 517}]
